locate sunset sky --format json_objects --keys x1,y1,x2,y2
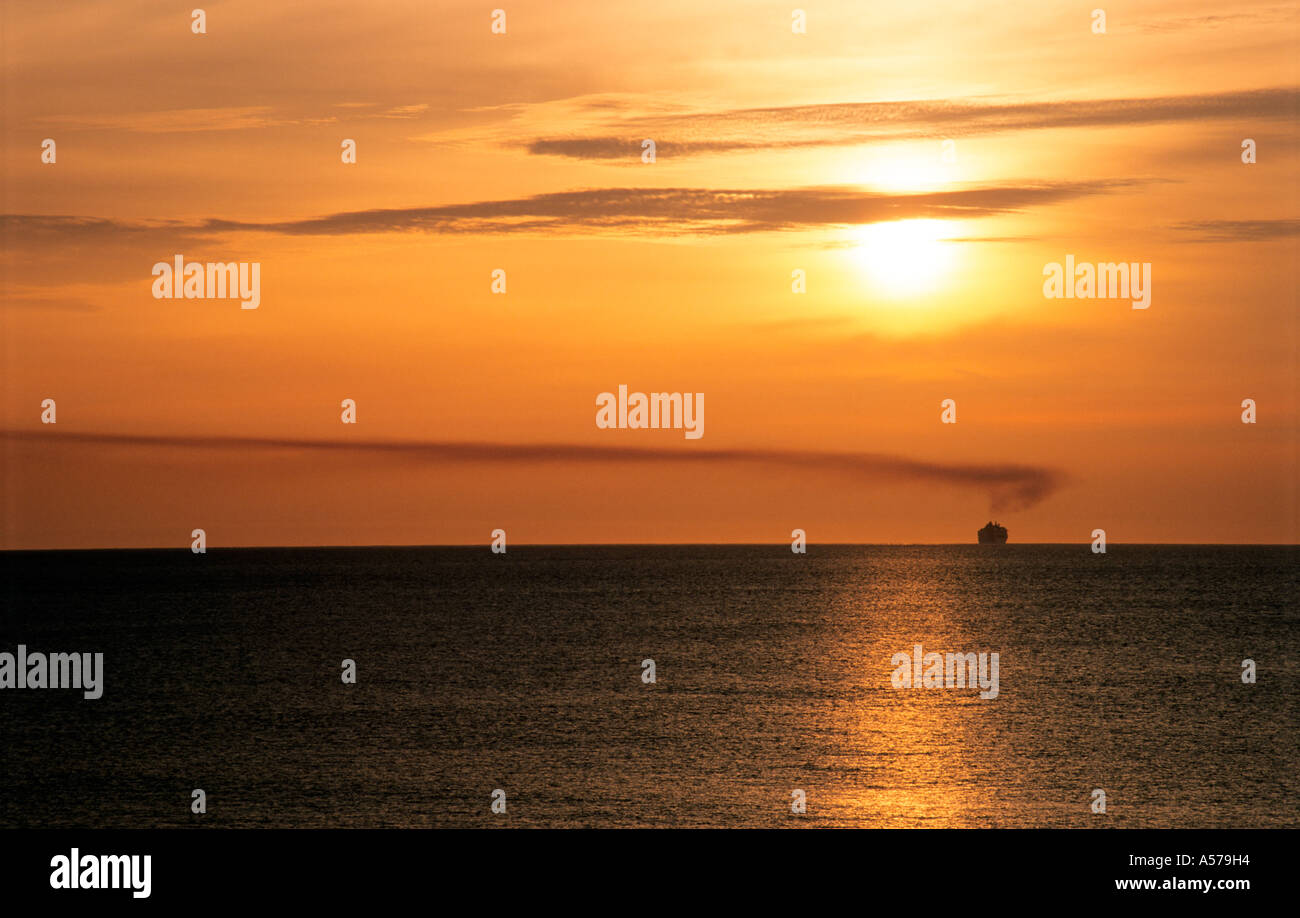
[{"x1": 2, "y1": 0, "x2": 1297, "y2": 547}]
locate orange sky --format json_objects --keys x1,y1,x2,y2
[{"x1": 2, "y1": 0, "x2": 1297, "y2": 547}]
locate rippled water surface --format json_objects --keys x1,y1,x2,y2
[{"x1": 2, "y1": 545, "x2": 1296, "y2": 827}]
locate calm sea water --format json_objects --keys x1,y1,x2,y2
[{"x1": 2, "y1": 545, "x2": 1296, "y2": 828}]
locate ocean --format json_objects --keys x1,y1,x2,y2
[{"x1": 2, "y1": 545, "x2": 1296, "y2": 828}]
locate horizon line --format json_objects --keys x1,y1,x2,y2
[{"x1": 2, "y1": 541, "x2": 1297, "y2": 553}]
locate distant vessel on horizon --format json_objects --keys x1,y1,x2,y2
[{"x1": 978, "y1": 521, "x2": 1008, "y2": 544}]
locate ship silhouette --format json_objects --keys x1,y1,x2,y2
[{"x1": 978, "y1": 521, "x2": 1008, "y2": 544}]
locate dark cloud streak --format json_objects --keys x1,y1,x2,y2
[{"x1": 3, "y1": 430, "x2": 1066, "y2": 512}]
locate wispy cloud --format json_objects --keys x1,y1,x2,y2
[
  {"x1": 523, "y1": 87, "x2": 1299, "y2": 160},
  {"x1": 0, "y1": 179, "x2": 1140, "y2": 242},
  {"x1": 0, "y1": 294, "x2": 100, "y2": 311},
  {"x1": 1172, "y1": 219, "x2": 1300, "y2": 241},
  {"x1": 1134, "y1": 4, "x2": 1296, "y2": 33},
  {"x1": 32, "y1": 102, "x2": 440, "y2": 134},
  {"x1": 35, "y1": 106, "x2": 318, "y2": 133},
  {"x1": 4, "y1": 431, "x2": 1066, "y2": 512}
]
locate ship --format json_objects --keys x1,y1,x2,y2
[{"x1": 977, "y1": 521, "x2": 1008, "y2": 544}]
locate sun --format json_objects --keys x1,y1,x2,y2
[{"x1": 849, "y1": 219, "x2": 958, "y2": 298}]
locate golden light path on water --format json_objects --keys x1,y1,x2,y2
[{"x1": 814, "y1": 560, "x2": 1009, "y2": 827}]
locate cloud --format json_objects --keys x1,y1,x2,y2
[
  {"x1": 1172, "y1": 219, "x2": 1300, "y2": 241},
  {"x1": 1134, "y1": 5, "x2": 1296, "y2": 33},
  {"x1": 36, "y1": 107, "x2": 300, "y2": 133},
  {"x1": 527, "y1": 137, "x2": 789, "y2": 159},
  {"x1": 0, "y1": 179, "x2": 1138, "y2": 242},
  {"x1": 32, "y1": 102, "x2": 440, "y2": 134},
  {"x1": 2, "y1": 430, "x2": 1065, "y2": 513},
  {"x1": 381, "y1": 104, "x2": 430, "y2": 119},
  {"x1": 523, "y1": 87, "x2": 1299, "y2": 160},
  {"x1": 0, "y1": 295, "x2": 100, "y2": 311}
]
